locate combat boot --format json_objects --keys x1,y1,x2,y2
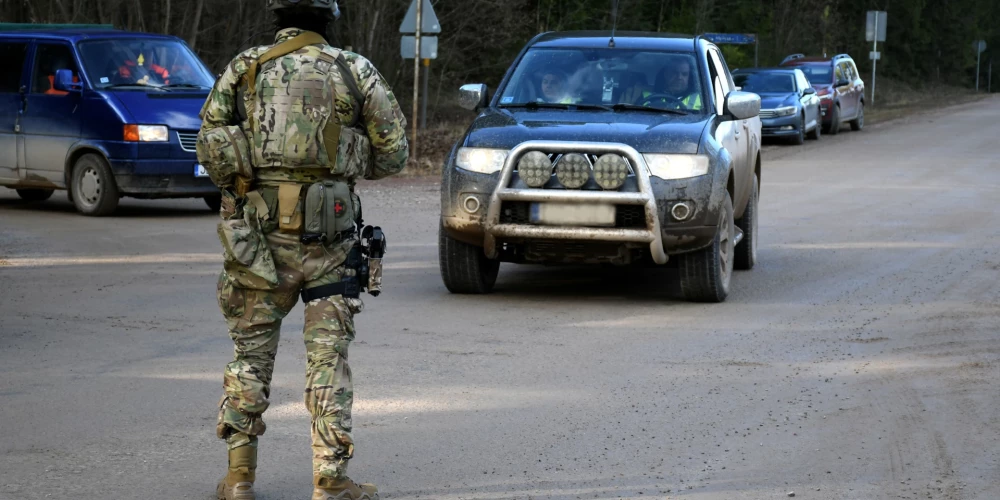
[
  {"x1": 216, "y1": 445, "x2": 257, "y2": 500},
  {"x1": 312, "y1": 477, "x2": 379, "y2": 500}
]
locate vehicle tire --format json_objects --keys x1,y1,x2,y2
[
  {"x1": 15, "y1": 188, "x2": 54, "y2": 202},
  {"x1": 439, "y1": 223, "x2": 500, "y2": 294},
  {"x1": 734, "y1": 176, "x2": 758, "y2": 271},
  {"x1": 204, "y1": 193, "x2": 222, "y2": 212},
  {"x1": 827, "y1": 105, "x2": 841, "y2": 135},
  {"x1": 70, "y1": 153, "x2": 119, "y2": 216},
  {"x1": 679, "y1": 194, "x2": 734, "y2": 303},
  {"x1": 791, "y1": 114, "x2": 805, "y2": 145},
  {"x1": 850, "y1": 102, "x2": 864, "y2": 131},
  {"x1": 807, "y1": 118, "x2": 821, "y2": 140}
]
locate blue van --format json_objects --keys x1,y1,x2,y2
[{"x1": 0, "y1": 25, "x2": 219, "y2": 215}]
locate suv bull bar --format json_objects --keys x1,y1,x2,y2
[{"x1": 483, "y1": 141, "x2": 669, "y2": 265}]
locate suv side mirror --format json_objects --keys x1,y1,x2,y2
[
  {"x1": 53, "y1": 69, "x2": 82, "y2": 92},
  {"x1": 723, "y1": 90, "x2": 760, "y2": 120},
  {"x1": 459, "y1": 83, "x2": 488, "y2": 111},
  {"x1": 802, "y1": 88, "x2": 816, "y2": 95}
]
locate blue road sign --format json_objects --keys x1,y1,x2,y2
[{"x1": 704, "y1": 33, "x2": 757, "y2": 45}]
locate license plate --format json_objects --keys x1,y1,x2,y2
[
  {"x1": 194, "y1": 164, "x2": 209, "y2": 178},
  {"x1": 530, "y1": 203, "x2": 616, "y2": 227}
]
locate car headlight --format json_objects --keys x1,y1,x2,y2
[
  {"x1": 124, "y1": 124, "x2": 169, "y2": 142},
  {"x1": 456, "y1": 147, "x2": 509, "y2": 174},
  {"x1": 774, "y1": 106, "x2": 796, "y2": 117},
  {"x1": 642, "y1": 154, "x2": 710, "y2": 180}
]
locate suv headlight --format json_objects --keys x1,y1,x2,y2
[
  {"x1": 774, "y1": 106, "x2": 796, "y2": 117},
  {"x1": 642, "y1": 154, "x2": 710, "y2": 180},
  {"x1": 456, "y1": 147, "x2": 509, "y2": 174}
]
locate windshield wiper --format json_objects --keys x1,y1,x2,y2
[
  {"x1": 102, "y1": 83, "x2": 166, "y2": 91},
  {"x1": 161, "y1": 83, "x2": 210, "y2": 90},
  {"x1": 611, "y1": 103, "x2": 688, "y2": 115},
  {"x1": 500, "y1": 102, "x2": 612, "y2": 111}
]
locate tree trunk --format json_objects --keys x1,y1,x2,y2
[{"x1": 189, "y1": 0, "x2": 206, "y2": 50}]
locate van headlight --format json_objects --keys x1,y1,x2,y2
[
  {"x1": 642, "y1": 154, "x2": 710, "y2": 180},
  {"x1": 455, "y1": 147, "x2": 509, "y2": 174},
  {"x1": 124, "y1": 124, "x2": 169, "y2": 142}
]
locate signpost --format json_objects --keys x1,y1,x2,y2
[
  {"x1": 399, "y1": 0, "x2": 441, "y2": 156},
  {"x1": 866, "y1": 11, "x2": 887, "y2": 107},
  {"x1": 703, "y1": 33, "x2": 758, "y2": 67},
  {"x1": 974, "y1": 40, "x2": 987, "y2": 92}
]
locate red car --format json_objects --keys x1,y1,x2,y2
[{"x1": 779, "y1": 53, "x2": 865, "y2": 134}]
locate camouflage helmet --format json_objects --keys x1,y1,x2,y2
[{"x1": 267, "y1": 0, "x2": 340, "y2": 20}]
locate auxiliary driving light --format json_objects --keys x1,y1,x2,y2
[
  {"x1": 518, "y1": 151, "x2": 553, "y2": 188},
  {"x1": 555, "y1": 153, "x2": 590, "y2": 189},
  {"x1": 593, "y1": 154, "x2": 629, "y2": 190}
]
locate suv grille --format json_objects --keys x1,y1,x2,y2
[
  {"x1": 615, "y1": 206, "x2": 646, "y2": 228},
  {"x1": 177, "y1": 131, "x2": 198, "y2": 152},
  {"x1": 499, "y1": 202, "x2": 646, "y2": 228}
]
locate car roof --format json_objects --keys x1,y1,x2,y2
[
  {"x1": 529, "y1": 31, "x2": 700, "y2": 52},
  {"x1": 782, "y1": 57, "x2": 835, "y2": 65},
  {"x1": 733, "y1": 67, "x2": 800, "y2": 74},
  {"x1": 0, "y1": 27, "x2": 181, "y2": 43}
]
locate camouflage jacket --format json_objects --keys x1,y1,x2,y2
[{"x1": 199, "y1": 28, "x2": 409, "y2": 185}]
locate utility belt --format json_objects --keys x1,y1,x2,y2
[
  {"x1": 241, "y1": 180, "x2": 386, "y2": 300},
  {"x1": 248, "y1": 180, "x2": 359, "y2": 244}
]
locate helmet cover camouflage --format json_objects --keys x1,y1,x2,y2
[{"x1": 267, "y1": 0, "x2": 340, "y2": 19}]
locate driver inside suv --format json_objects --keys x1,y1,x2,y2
[{"x1": 623, "y1": 56, "x2": 702, "y2": 110}]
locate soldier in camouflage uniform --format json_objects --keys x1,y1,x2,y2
[{"x1": 196, "y1": 1, "x2": 407, "y2": 499}]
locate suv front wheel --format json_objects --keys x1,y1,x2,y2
[
  {"x1": 679, "y1": 194, "x2": 734, "y2": 302},
  {"x1": 439, "y1": 223, "x2": 500, "y2": 294}
]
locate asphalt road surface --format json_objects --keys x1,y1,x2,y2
[{"x1": 2, "y1": 97, "x2": 998, "y2": 500}]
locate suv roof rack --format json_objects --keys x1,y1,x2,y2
[{"x1": 780, "y1": 53, "x2": 805, "y2": 65}]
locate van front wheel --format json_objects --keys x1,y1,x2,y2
[{"x1": 70, "y1": 154, "x2": 119, "y2": 216}]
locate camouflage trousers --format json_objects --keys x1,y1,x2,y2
[{"x1": 216, "y1": 229, "x2": 363, "y2": 481}]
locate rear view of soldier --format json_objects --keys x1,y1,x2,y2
[{"x1": 196, "y1": 1, "x2": 408, "y2": 499}]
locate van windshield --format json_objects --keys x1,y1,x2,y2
[{"x1": 78, "y1": 38, "x2": 214, "y2": 89}]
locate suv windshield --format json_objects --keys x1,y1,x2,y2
[
  {"x1": 78, "y1": 38, "x2": 214, "y2": 90},
  {"x1": 498, "y1": 47, "x2": 706, "y2": 113},
  {"x1": 794, "y1": 63, "x2": 833, "y2": 85},
  {"x1": 734, "y1": 72, "x2": 795, "y2": 93}
]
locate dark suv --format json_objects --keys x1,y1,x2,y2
[
  {"x1": 779, "y1": 53, "x2": 864, "y2": 134},
  {"x1": 439, "y1": 31, "x2": 763, "y2": 302}
]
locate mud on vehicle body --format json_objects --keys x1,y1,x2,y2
[{"x1": 439, "y1": 31, "x2": 762, "y2": 302}]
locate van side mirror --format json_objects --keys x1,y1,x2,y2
[
  {"x1": 53, "y1": 69, "x2": 82, "y2": 92},
  {"x1": 459, "y1": 83, "x2": 488, "y2": 111}
]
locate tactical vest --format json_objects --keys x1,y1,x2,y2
[{"x1": 239, "y1": 32, "x2": 371, "y2": 180}]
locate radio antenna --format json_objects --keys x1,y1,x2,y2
[{"x1": 609, "y1": 0, "x2": 619, "y2": 47}]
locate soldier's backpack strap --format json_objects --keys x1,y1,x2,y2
[
  {"x1": 334, "y1": 54, "x2": 366, "y2": 127},
  {"x1": 321, "y1": 53, "x2": 368, "y2": 169},
  {"x1": 246, "y1": 31, "x2": 327, "y2": 95}
]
